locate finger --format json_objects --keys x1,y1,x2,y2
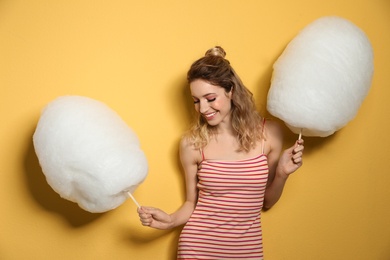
[
  {"x1": 140, "y1": 215, "x2": 153, "y2": 225},
  {"x1": 139, "y1": 210, "x2": 152, "y2": 220},
  {"x1": 293, "y1": 150, "x2": 303, "y2": 158},
  {"x1": 143, "y1": 207, "x2": 163, "y2": 218},
  {"x1": 294, "y1": 161, "x2": 303, "y2": 167},
  {"x1": 141, "y1": 219, "x2": 152, "y2": 226},
  {"x1": 293, "y1": 146, "x2": 304, "y2": 154},
  {"x1": 293, "y1": 156, "x2": 302, "y2": 164},
  {"x1": 139, "y1": 206, "x2": 154, "y2": 214},
  {"x1": 294, "y1": 141, "x2": 304, "y2": 151},
  {"x1": 292, "y1": 153, "x2": 303, "y2": 164}
]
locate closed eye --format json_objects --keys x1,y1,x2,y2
[{"x1": 192, "y1": 97, "x2": 216, "y2": 104}]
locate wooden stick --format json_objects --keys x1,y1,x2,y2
[
  {"x1": 297, "y1": 129, "x2": 303, "y2": 147},
  {"x1": 127, "y1": 191, "x2": 141, "y2": 208}
]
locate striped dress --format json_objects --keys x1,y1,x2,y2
[{"x1": 177, "y1": 153, "x2": 269, "y2": 259}]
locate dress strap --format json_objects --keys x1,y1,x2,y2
[
  {"x1": 198, "y1": 149, "x2": 205, "y2": 170},
  {"x1": 261, "y1": 118, "x2": 266, "y2": 154},
  {"x1": 200, "y1": 148, "x2": 205, "y2": 161}
]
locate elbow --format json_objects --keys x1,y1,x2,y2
[
  {"x1": 262, "y1": 203, "x2": 273, "y2": 211},
  {"x1": 262, "y1": 197, "x2": 278, "y2": 211}
]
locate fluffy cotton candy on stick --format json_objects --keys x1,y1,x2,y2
[
  {"x1": 33, "y1": 96, "x2": 148, "y2": 213},
  {"x1": 267, "y1": 16, "x2": 374, "y2": 137}
]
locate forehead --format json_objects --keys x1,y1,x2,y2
[{"x1": 190, "y1": 79, "x2": 224, "y2": 97}]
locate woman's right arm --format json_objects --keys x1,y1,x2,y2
[{"x1": 138, "y1": 137, "x2": 199, "y2": 230}]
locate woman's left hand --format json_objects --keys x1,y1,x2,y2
[{"x1": 277, "y1": 139, "x2": 304, "y2": 177}]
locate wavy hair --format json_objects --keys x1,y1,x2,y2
[{"x1": 185, "y1": 46, "x2": 264, "y2": 152}]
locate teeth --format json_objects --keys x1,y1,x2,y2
[{"x1": 204, "y1": 112, "x2": 216, "y2": 118}]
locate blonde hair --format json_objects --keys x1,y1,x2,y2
[{"x1": 184, "y1": 46, "x2": 264, "y2": 152}]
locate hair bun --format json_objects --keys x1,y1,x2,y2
[{"x1": 205, "y1": 46, "x2": 226, "y2": 58}]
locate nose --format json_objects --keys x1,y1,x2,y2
[{"x1": 199, "y1": 100, "x2": 209, "y2": 114}]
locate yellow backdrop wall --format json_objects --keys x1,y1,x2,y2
[{"x1": 1, "y1": 0, "x2": 389, "y2": 259}]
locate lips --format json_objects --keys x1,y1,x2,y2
[{"x1": 203, "y1": 112, "x2": 217, "y2": 120}]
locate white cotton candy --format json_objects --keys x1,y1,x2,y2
[
  {"x1": 267, "y1": 16, "x2": 374, "y2": 137},
  {"x1": 33, "y1": 96, "x2": 148, "y2": 213}
]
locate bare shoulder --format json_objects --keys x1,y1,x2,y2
[
  {"x1": 179, "y1": 136, "x2": 201, "y2": 166},
  {"x1": 264, "y1": 119, "x2": 283, "y2": 152},
  {"x1": 264, "y1": 119, "x2": 283, "y2": 138}
]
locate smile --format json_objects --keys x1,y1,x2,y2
[{"x1": 203, "y1": 112, "x2": 217, "y2": 119}]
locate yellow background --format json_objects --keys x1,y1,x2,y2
[{"x1": 1, "y1": 0, "x2": 389, "y2": 259}]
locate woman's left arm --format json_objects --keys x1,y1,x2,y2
[{"x1": 263, "y1": 122, "x2": 304, "y2": 209}]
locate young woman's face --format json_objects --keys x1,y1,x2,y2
[{"x1": 190, "y1": 79, "x2": 232, "y2": 126}]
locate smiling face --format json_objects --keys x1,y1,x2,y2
[{"x1": 190, "y1": 79, "x2": 233, "y2": 127}]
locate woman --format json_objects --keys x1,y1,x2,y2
[{"x1": 138, "y1": 46, "x2": 304, "y2": 259}]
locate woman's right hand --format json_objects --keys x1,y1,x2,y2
[{"x1": 137, "y1": 206, "x2": 173, "y2": 230}]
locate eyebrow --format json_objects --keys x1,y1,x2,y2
[{"x1": 192, "y1": 93, "x2": 216, "y2": 99}]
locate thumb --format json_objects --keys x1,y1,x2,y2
[
  {"x1": 137, "y1": 206, "x2": 151, "y2": 214},
  {"x1": 290, "y1": 138, "x2": 303, "y2": 150},
  {"x1": 139, "y1": 206, "x2": 158, "y2": 215}
]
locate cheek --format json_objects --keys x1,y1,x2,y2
[{"x1": 214, "y1": 99, "x2": 230, "y2": 110}]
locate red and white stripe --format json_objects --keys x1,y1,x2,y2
[{"x1": 178, "y1": 154, "x2": 269, "y2": 259}]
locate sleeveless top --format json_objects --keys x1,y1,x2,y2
[{"x1": 177, "y1": 120, "x2": 269, "y2": 259}]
